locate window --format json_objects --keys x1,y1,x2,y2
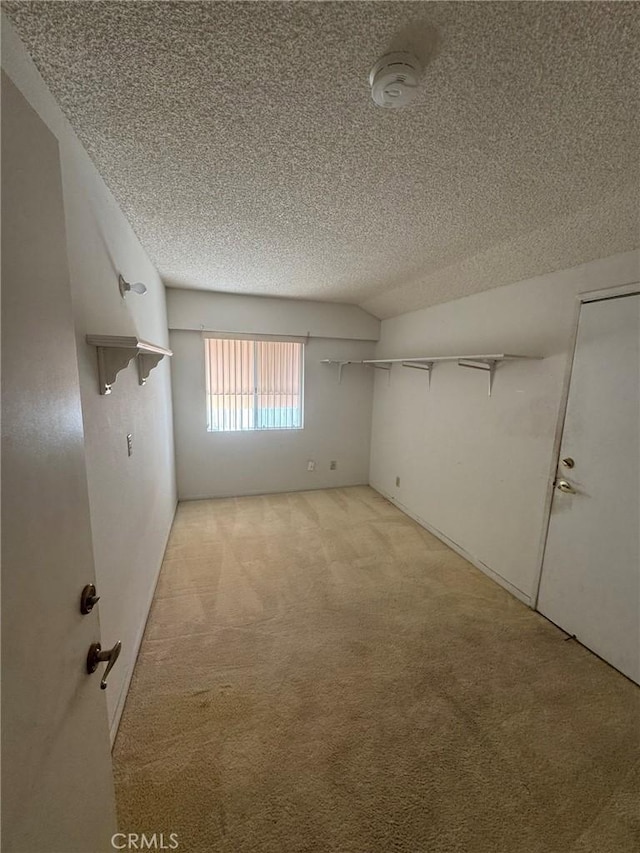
[{"x1": 205, "y1": 337, "x2": 304, "y2": 432}]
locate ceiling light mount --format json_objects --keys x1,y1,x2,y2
[
  {"x1": 369, "y1": 51, "x2": 422, "y2": 109},
  {"x1": 118, "y1": 274, "x2": 148, "y2": 297}
]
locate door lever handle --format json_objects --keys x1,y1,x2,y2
[
  {"x1": 556, "y1": 479, "x2": 577, "y2": 495},
  {"x1": 87, "y1": 640, "x2": 122, "y2": 689}
]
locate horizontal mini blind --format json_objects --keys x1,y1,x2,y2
[{"x1": 205, "y1": 338, "x2": 303, "y2": 431}]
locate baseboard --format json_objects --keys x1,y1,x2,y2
[
  {"x1": 109, "y1": 499, "x2": 178, "y2": 746},
  {"x1": 371, "y1": 484, "x2": 532, "y2": 607},
  {"x1": 178, "y1": 481, "x2": 370, "y2": 501}
]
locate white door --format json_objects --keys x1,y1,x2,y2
[
  {"x1": 537, "y1": 292, "x2": 640, "y2": 684},
  {"x1": 2, "y1": 73, "x2": 119, "y2": 852}
]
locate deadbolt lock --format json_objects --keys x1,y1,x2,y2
[
  {"x1": 561, "y1": 457, "x2": 575, "y2": 469},
  {"x1": 80, "y1": 584, "x2": 100, "y2": 615}
]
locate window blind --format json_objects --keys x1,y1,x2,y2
[{"x1": 205, "y1": 338, "x2": 304, "y2": 432}]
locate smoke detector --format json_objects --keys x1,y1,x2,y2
[{"x1": 369, "y1": 51, "x2": 422, "y2": 108}]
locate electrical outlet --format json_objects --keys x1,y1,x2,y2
[
  {"x1": 307, "y1": 460, "x2": 316, "y2": 472},
  {"x1": 395, "y1": 476, "x2": 400, "y2": 487},
  {"x1": 330, "y1": 460, "x2": 337, "y2": 470},
  {"x1": 127, "y1": 434, "x2": 133, "y2": 457}
]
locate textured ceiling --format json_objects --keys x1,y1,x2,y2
[{"x1": 3, "y1": 1, "x2": 639, "y2": 318}]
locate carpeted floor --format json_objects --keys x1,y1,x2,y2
[{"x1": 113, "y1": 486, "x2": 640, "y2": 853}]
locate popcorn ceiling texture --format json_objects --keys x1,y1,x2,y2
[{"x1": 4, "y1": 1, "x2": 639, "y2": 318}]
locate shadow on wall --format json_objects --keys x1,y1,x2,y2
[{"x1": 386, "y1": 18, "x2": 441, "y2": 70}]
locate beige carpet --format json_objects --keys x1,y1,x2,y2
[{"x1": 113, "y1": 486, "x2": 640, "y2": 853}]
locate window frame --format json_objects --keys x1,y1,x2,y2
[{"x1": 204, "y1": 334, "x2": 305, "y2": 433}]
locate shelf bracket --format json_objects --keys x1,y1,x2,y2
[
  {"x1": 337, "y1": 362, "x2": 348, "y2": 384},
  {"x1": 402, "y1": 361, "x2": 434, "y2": 390},
  {"x1": 87, "y1": 335, "x2": 173, "y2": 396},
  {"x1": 320, "y1": 359, "x2": 359, "y2": 384},
  {"x1": 370, "y1": 362, "x2": 392, "y2": 386},
  {"x1": 137, "y1": 352, "x2": 165, "y2": 386},
  {"x1": 458, "y1": 358, "x2": 498, "y2": 396},
  {"x1": 95, "y1": 346, "x2": 139, "y2": 396}
]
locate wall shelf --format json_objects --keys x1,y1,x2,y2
[
  {"x1": 86, "y1": 335, "x2": 173, "y2": 395},
  {"x1": 322, "y1": 353, "x2": 540, "y2": 396}
]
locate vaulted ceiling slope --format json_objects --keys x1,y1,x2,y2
[{"x1": 4, "y1": 1, "x2": 639, "y2": 318}]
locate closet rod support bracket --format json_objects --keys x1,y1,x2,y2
[
  {"x1": 458, "y1": 358, "x2": 498, "y2": 396},
  {"x1": 402, "y1": 361, "x2": 434, "y2": 390}
]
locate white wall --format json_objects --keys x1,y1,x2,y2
[
  {"x1": 370, "y1": 250, "x2": 639, "y2": 604},
  {"x1": 168, "y1": 290, "x2": 378, "y2": 499},
  {"x1": 167, "y1": 287, "x2": 380, "y2": 340},
  {"x1": 2, "y1": 19, "x2": 177, "y2": 737}
]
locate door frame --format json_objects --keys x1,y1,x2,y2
[{"x1": 531, "y1": 279, "x2": 640, "y2": 610}]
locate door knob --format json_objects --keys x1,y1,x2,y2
[
  {"x1": 556, "y1": 479, "x2": 577, "y2": 495},
  {"x1": 87, "y1": 640, "x2": 122, "y2": 689}
]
